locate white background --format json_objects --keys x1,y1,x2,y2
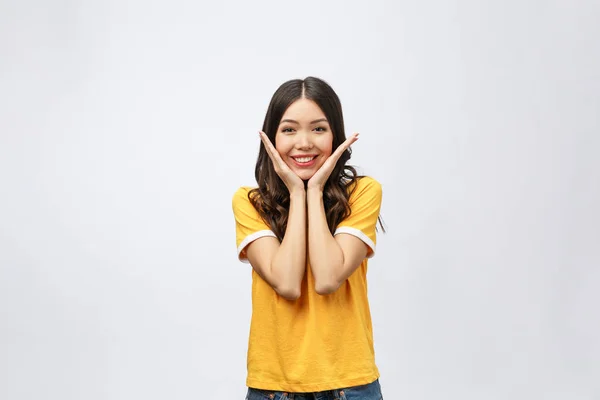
[{"x1": 1, "y1": 0, "x2": 599, "y2": 399}]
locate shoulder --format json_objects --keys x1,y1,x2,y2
[
  {"x1": 232, "y1": 186, "x2": 260, "y2": 214},
  {"x1": 232, "y1": 186, "x2": 255, "y2": 203},
  {"x1": 348, "y1": 176, "x2": 382, "y2": 200}
]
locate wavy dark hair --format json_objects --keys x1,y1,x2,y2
[{"x1": 249, "y1": 76, "x2": 384, "y2": 240}]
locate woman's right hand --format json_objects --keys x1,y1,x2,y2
[{"x1": 259, "y1": 131, "x2": 305, "y2": 194}]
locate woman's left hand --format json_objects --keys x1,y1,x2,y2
[{"x1": 307, "y1": 133, "x2": 359, "y2": 192}]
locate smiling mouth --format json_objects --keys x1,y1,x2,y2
[
  {"x1": 290, "y1": 155, "x2": 318, "y2": 167},
  {"x1": 292, "y1": 156, "x2": 317, "y2": 163}
]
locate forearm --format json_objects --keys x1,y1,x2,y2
[
  {"x1": 306, "y1": 188, "x2": 344, "y2": 294},
  {"x1": 270, "y1": 189, "x2": 307, "y2": 296}
]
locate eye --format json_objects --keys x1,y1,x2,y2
[
  {"x1": 281, "y1": 127, "x2": 295, "y2": 133},
  {"x1": 314, "y1": 126, "x2": 327, "y2": 132}
]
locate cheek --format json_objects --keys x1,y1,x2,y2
[
  {"x1": 320, "y1": 135, "x2": 333, "y2": 157},
  {"x1": 274, "y1": 135, "x2": 289, "y2": 156}
]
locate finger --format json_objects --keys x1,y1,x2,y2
[
  {"x1": 331, "y1": 133, "x2": 359, "y2": 160},
  {"x1": 259, "y1": 131, "x2": 286, "y2": 168},
  {"x1": 259, "y1": 131, "x2": 272, "y2": 151},
  {"x1": 259, "y1": 131, "x2": 277, "y2": 160},
  {"x1": 342, "y1": 132, "x2": 359, "y2": 149}
]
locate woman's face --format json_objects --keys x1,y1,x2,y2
[{"x1": 275, "y1": 98, "x2": 334, "y2": 181}]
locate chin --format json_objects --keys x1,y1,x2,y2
[{"x1": 297, "y1": 173, "x2": 314, "y2": 181}]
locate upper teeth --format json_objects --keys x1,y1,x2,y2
[{"x1": 295, "y1": 157, "x2": 314, "y2": 163}]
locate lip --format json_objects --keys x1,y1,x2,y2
[{"x1": 290, "y1": 155, "x2": 318, "y2": 168}]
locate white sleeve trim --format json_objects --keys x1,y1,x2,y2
[
  {"x1": 237, "y1": 230, "x2": 277, "y2": 263},
  {"x1": 334, "y1": 226, "x2": 376, "y2": 258}
]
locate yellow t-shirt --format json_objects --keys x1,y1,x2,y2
[{"x1": 231, "y1": 176, "x2": 382, "y2": 392}]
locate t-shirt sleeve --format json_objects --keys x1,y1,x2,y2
[
  {"x1": 334, "y1": 177, "x2": 383, "y2": 258},
  {"x1": 232, "y1": 187, "x2": 277, "y2": 263}
]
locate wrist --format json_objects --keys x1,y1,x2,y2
[
  {"x1": 289, "y1": 187, "x2": 306, "y2": 198},
  {"x1": 306, "y1": 181, "x2": 324, "y2": 192},
  {"x1": 306, "y1": 186, "x2": 323, "y2": 199}
]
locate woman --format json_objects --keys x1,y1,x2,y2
[{"x1": 232, "y1": 76, "x2": 385, "y2": 400}]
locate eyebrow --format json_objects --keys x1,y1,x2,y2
[{"x1": 280, "y1": 118, "x2": 328, "y2": 125}]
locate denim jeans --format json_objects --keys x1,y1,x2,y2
[{"x1": 245, "y1": 378, "x2": 383, "y2": 400}]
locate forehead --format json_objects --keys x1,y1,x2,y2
[{"x1": 281, "y1": 98, "x2": 326, "y2": 121}]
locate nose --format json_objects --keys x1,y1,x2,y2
[{"x1": 295, "y1": 131, "x2": 313, "y2": 149}]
